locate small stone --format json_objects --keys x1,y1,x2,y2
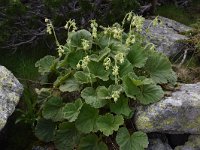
[
  {"x1": 135, "y1": 83, "x2": 200, "y2": 134},
  {"x1": 0, "y1": 66, "x2": 23, "y2": 131}
]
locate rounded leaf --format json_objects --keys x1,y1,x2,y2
[
  {"x1": 96, "y1": 113, "x2": 124, "y2": 136},
  {"x1": 116, "y1": 127, "x2": 148, "y2": 150},
  {"x1": 75, "y1": 104, "x2": 99, "y2": 133},
  {"x1": 79, "y1": 134, "x2": 108, "y2": 150},
  {"x1": 35, "y1": 118, "x2": 56, "y2": 142}
]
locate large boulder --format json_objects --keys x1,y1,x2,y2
[
  {"x1": 135, "y1": 83, "x2": 200, "y2": 134},
  {"x1": 0, "y1": 65, "x2": 23, "y2": 131},
  {"x1": 143, "y1": 16, "x2": 192, "y2": 57}
]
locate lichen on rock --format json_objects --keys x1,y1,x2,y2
[
  {"x1": 0, "y1": 65, "x2": 23, "y2": 131},
  {"x1": 135, "y1": 83, "x2": 200, "y2": 134}
]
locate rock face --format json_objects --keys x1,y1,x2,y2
[
  {"x1": 0, "y1": 66, "x2": 23, "y2": 131},
  {"x1": 135, "y1": 83, "x2": 200, "y2": 134},
  {"x1": 143, "y1": 16, "x2": 192, "y2": 57},
  {"x1": 175, "y1": 135, "x2": 200, "y2": 150},
  {"x1": 147, "y1": 139, "x2": 172, "y2": 150}
]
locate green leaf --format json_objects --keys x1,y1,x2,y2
[
  {"x1": 123, "y1": 74, "x2": 164, "y2": 104},
  {"x1": 74, "y1": 71, "x2": 96, "y2": 84},
  {"x1": 79, "y1": 134, "x2": 108, "y2": 150},
  {"x1": 35, "y1": 118, "x2": 56, "y2": 142},
  {"x1": 116, "y1": 127, "x2": 148, "y2": 150},
  {"x1": 90, "y1": 47, "x2": 111, "y2": 62},
  {"x1": 68, "y1": 50, "x2": 85, "y2": 68},
  {"x1": 119, "y1": 60, "x2": 133, "y2": 78},
  {"x1": 63, "y1": 99, "x2": 83, "y2": 122},
  {"x1": 135, "y1": 84, "x2": 164, "y2": 105},
  {"x1": 54, "y1": 122, "x2": 80, "y2": 150},
  {"x1": 35, "y1": 55, "x2": 56, "y2": 75},
  {"x1": 144, "y1": 51, "x2": 177, "y2": 84},
  {"x1": 42, "y1": 97, "x2": 64, "y2": 122},
  {"x1": 59, "y1": 77, "x2": 80, "y2": 92},
  {"x1": 69, "y1": 29, "x2": 92, "y2": 48},
  {"x1": 96, "y1": 34, "x2": 117, "y2": 49},
  {"x1": 81, "y1": 87, "x2": 107, "y2": 108},
  {"x1": 122, "y1": 74, "x2": 139, "y2": 99},
  {"x1": 96, "y1": 86, "x2": 111, "y2": 100},
  {"x1": 110, "y1": 96, "x2": 132, "y2": 117},
  {"x1": 96, "y1": 114, "x2": 124, "y2": 136},
  {"x1": 75, "y1": 104, "x2": 99, "y2": 133},
  {"x1": 110, "y1": 42, "x2": 129, "y2": 54},
  {"x1": 127, "y1": 43, "x2": 147, "y2": 68},
  {"x1": 87, "y1": 61, "x2": 109, "y2": 81}
]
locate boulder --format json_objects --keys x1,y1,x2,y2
[
  {"x1": 143, "y1": 16, "x2": 192, "y2": 57},
  {"x1": 147, "y1": 138, "x2": 172, "y2": 150},
  {"x1": 0, "y1": 65, "x2": 23, "y2": 131},
  {"x1": 135, "y1": 83, "x2": 200, "y2": 134},
  {"x1": 175, "y1": 135, "x2": 200, "y2": 150}
]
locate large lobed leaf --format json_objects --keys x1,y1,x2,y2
[
  {"x1": 69, "y1": 29, "x2": 92, "y2": 48},
  {"x1": 96, "y1": 113, "x2": 124, "y2": 136},
  {"x1": 81, "y1": 87, "x2": 107, "y2": 108},
  {"x1": 127, "y1": 43, "x2": 147, "y2": 68},
  {"x1": 54, "y1": 122, "x2": 80, "y2": 150},
  {"x1": 110, "y1": 95, "x2": 132, "y2": 117},
  {"x1": 75, "y1": 104, "x2": 99, "y2": 133},
  {"x1": 59, "y1": 77, "x2": 80, "y2": 92},
  {"x1": 35, "y1": 55, "x2": 56, "y2": 75},
  {"x1": 116, "y1": 127, "x2": 148, "y2": 150},
  {"x1": 42, "y1": 96, "x2": 64, "y2": 122},
  {"x1": 123, "y1": 73, "x2": 164, "y2": 105},
  {"x1": 144, "y1": 51, "x2": 177, "y2": 84},
  {"x1": 74, "y1": 71, "x2": 96, "y2": 84},
  {"x1": 79, "y1": 134, "x2": 108, "y2": 150},
  {"x1": 35, "y1": 118, "x2": 56, "y2": 142},
  {"x1": 87, "y1": 61, "x2": 109, "y2": 81},
  {"x1": 63, "y1": 99, "x2": 83, "y2": 122}
]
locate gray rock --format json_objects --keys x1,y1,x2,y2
[
  {"x1": 143, "y1": 16, "x2": 192, "y2": 57},
  {"x1": 0, "y1": 66, "x2": 23, "y2": 130},
  {"x1": 147, "y1": 138, "x2": 172, "y2": 150},
  {"x1": 135, "y1": 83, "x2": 200, "y2": 134},
  {"x1": 175, "y1": 135, "x2": 200, "y2": 150}
]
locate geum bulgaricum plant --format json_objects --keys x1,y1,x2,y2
[{"x1": 35, "y1": 13, "x2": 177, "y2": 150}]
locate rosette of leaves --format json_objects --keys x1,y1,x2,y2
[{"x1": 35, "y1": 13, "x2": 176, "y2": 150}]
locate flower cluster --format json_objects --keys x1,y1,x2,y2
[
  {"x1": 131, "y1": 15, "x2": 145, "y2": 32},
  {"x1": 57, "y1": 45, "x2": 65, "y2": 57},
  {"x1": 125, "y1": 34, "x2": 135, "y2": 46},
  {"x1": 103, "y1": 57, "x2": 111, "y2": 70},
  {"x1": 45, "y1": 18, "x2": 52, "y2": 35},
  {"x1": 111, "y1": 90, "x2": 120, "y2": 102},
  {"x1": 90, "y1": 20, "x2": 98, "y2": 38},
  {"x1": 77, "y1": 56, "x2": 90, "y2": 70},
  {"x1": 112, "y1": 65, "x2": 119, "y2": 76},
  {"x1": 64, "y1": 19, "x2": 77, "y2": 32},
  {"x1": 102, "y1": 26, "x2": 123, "y2": 40},
  {"x1": 82, "y1": 39, "x2": 90, "y2": 50},
  {"x1": 115, "y1": 53, "x2": 124, "y2": 64}
]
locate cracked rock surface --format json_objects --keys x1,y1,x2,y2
[
  {"x1": 143, "y1": 16, "x2": 192, "y2": 57},
  {"x1": 135, "y1": 83, "x2": 200, "y2": 134},
  {"x1": 0, "y1": 65, "x2": 23, "y2": 131}
]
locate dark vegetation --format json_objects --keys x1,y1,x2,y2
[{"x1": 0, "y1": 0, "x2": 200, "y2": 149}]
